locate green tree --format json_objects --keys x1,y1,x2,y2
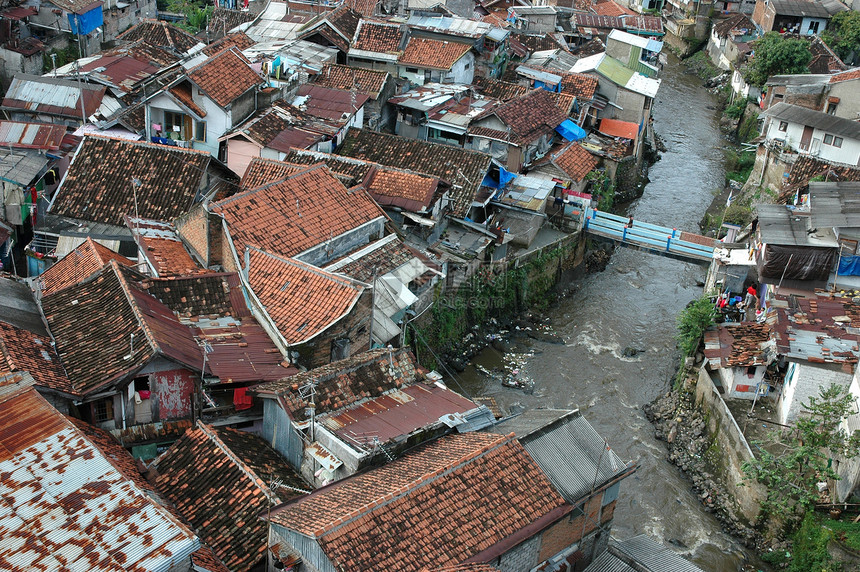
[
  {"x1": 742, "y1": 32, "x2": 812, "y2": 87},
  {"x1": 821, "y1": 11, "x2": 860, "y2": 63},
  {"x1": 742, "y1": 383, "x2": 860, "y2": 526},
  {"x1": 675, "y1": 297, "x2": 714, "y2": 358}
]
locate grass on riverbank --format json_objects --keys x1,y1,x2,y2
[{"x1": 684, "y1": 50, "x2": 723, "y2": 81}]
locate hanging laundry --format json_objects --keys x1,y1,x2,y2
[
  {"x1": 4, "y1": 185, "x2": 23, "y2": 226},
  {"x1": 43, "y1": 169, "x2": 57, "y2": 186},
  {"x1": 233, "y1": 387, "x2": 253, "y2": 410}
]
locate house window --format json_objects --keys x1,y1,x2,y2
[
  {"x1": 92, "y1": 398, "x2": 114, "y2": 423},
  {"x1": 195, "y1": 120, "x2": 206, "y2": 142},
  {"x1": 163, "y1": 110, "x2": 188, "y2": 139},
  {"x1": 464, "y1": 62, "x2": 471, "y2": 69},
  {"x1": 826, "y1": 102, "x2": 838, "y2": 115},
  {"x1": 405, "y1": 67, "x2": 418, "y2": 74},
  {"x1": 778, "y1": 121, "x2": 788, "y2": 132},
  {"x1": 807, "y1": 20, "x2": 819, "y2": 34},
  {"x1": 824, "y1": 134, "x2": 843, "y2": 147}
]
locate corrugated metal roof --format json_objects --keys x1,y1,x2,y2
[
  {"x1": 490, "y1": 409, "x2": 631, "y2": 503},
  {"x1": 609, "y1": 535, "x2": 704, "y2": 572},
  {"x1": 763, "y1": 102, "x2": 860, "y2": 141},
  {"x1": 0, "y1": 387, "x2": 199, "y2": 571},
  {"x1": 0, "y1": 121, "x2": 66, "y2": 150},
  {"x1": 326, "y1": 383, "x2": 480, "y2": 451},
  {"x1": 809, "y1": 181, "x2": 860, "y2": 228},
  {"x1": 757, "y1": 203, "x2": 838, "y2": 247},
  {"x1": 0, "y1": 148, "x2": 47, "y2": 186},
  {"x1": 584, "y1": 551, "x2": 637, "y2": 572},
  {"x1": 406, "y1": 13, "x2": 493, "y2": 38},
  {"x1": 2, "y1": 74, "x2": 105, "y2": 119}
]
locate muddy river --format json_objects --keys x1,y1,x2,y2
[{"x1": 460, "y1": 53, "x2": 762, "y2": 571}]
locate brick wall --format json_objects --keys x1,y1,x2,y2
[
  {"x1": 294, "y1": 290, "x2": 373, "y2": 369},
  {"x1": 175, "y1": 204, "x2": 210, "y2": 266},
  {"x1": 537, "y1": 495, "x2": 608, "y2": 563},
  {"x1": 752, "y1": 0, "x2": 774, "y2": 31}
]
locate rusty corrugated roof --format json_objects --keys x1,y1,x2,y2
[{"x1": 0, "y1": 386, "x2": 199, "y2": 571}]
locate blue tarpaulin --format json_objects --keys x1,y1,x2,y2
[
  {"x1": 481, "y1": 166, "x2": 517, "y2": 189},
  {"x1": 69, "y1": 6, "x2": 103, "y2": 36},
  {"x1": 838, "y1": 255, "x2": 860, "y2": 276},
  {"x1": 556, "y1": 119, "x2": 586, "y2": 142}
]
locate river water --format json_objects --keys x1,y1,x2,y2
[{"x1": 460, "y1": 53, "x2": 761, "y2": 570}]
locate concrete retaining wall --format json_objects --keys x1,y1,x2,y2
[{"x1": 695, "y1": 365, "x2": 765, "y2": 523}]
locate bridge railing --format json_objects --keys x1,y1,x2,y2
[{"x1": 583, "y1": 208, "x2": 715, "y2": 260}]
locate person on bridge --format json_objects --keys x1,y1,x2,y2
[{"x1": 627, "y1": 215, "x2": 634, "y2": 228}]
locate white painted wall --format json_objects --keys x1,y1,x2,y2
[
  {"x1": 145, "y1": 91, "x2": 230, "y2": 157},
  {"x1": 765, "y1": 119, "x2": 860, "y2": 166},
  {"x1": 777, "y1": 361, "x2": 853, "y2": 425}
]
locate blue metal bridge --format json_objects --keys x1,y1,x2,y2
[{"x1": 582, "y1": 207, "x2": 717, "y2": 264}]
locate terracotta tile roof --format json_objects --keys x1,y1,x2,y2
[
  {"x1": 327, "y1": 5, "x2": 362, "y2": 39},
  {"x1": 51, "y1": 135, "x2": 211, "y2": 227},
  {"x1": 268, "y1": 432, "x2": 567, "y2": 570},
  {"x1": 126, "y1": 216, "x2": 204, "y2": 277},
  {"x1": 423, "y1": 565, "x2": 501, "y2": 572},
  {"x1": 188, "y1": 47, "x2": 262, "y2": 107},
  {"x1": 830, "y1": 67, "x2": 860, "y2": 83},
  {"x1": 191, "y1": 546, "x2": 231, "y2": 572},
  {"x1": 338, "y1": 128, "x2": 492, "y2": 217},
  {"x1": 202, "y1": 32, "x2": 255, "y2": 57},
  {"x1": 367, "y1": 165, "x2": 439, "y2": 211},
  {"x1": 472, "y1": 76, "x2": 529, "y2": 101},
  {"x1": 576, "y1": 37, "x2": 606, "y2": 57},
  {"x1": 479, "y1": 88, "x2": 569, "y2": 145},
  {"x1": 525, "y1": 66, "x2": 599, "y2": 100},
  {"x1": 712, "y1": 13, "x2": 754, "y2": 36},
  {"x1": 809, "y1": 37, "x2": 847, "y2": 74},
  {"x1": 515, "y1": 32, "x2": 570, "y2": 53},
  {"x1": 118, "y1": 19, "x2": 200, "y2": 54},
  {"x1": 255, "y1": 347, "x2": 418, "y2": 413},
  {"x1": 593, "y1": 0, "x2": 634, "y2": 16},
  {"x1": 240, "y1": 157, "x2": 307, "y2": 190},
  {"x1": 299, "y1": 6, "x2": 362, "y2": 53},
  {"x1": 169, "y1": 82, "x2": 207, "y2": 117},
  {"x1": 551, "y1": 141, "x2": 599, "y2": 182},
  {"x1": 208, "y1": 8, "x2": 256, "y2": 37},
  {"x1": 49, "y1": 0, "x2": 103, "y2": 15},
  {"x1": 244, "y1": 248, "x2": 365, "y2": 346},
  {"x1": 312, "y1": 63, "x2": 389, "y2": 98},
  {"x1": 140, "y1": 273, "x2": 237, "y2": 318},
  {"x1": 345, "y1": 0, "x2": 378, "y2": 16},
  {"x1": 68, "y1": 416, "x2": 152, "y2": 492},
  {"x1": 399, "y1": 37, "x2": 472, "y2": 70},
  {"x1": 295, "y1": 84, "x2": 371, "y2": 121},
  {"x1": 41, "y1": 262, "x2": 202, "y2": 396},
  {"x1": 351, "y1": 19, "x2": 404, "y2": 54},
  {"x1": 703, "y1": 323, "x2": 774, "y2": 368},
  {"x1": 153, "y1": 422, "x2": 309, "y2": 572},
  {"x1": 781, "y1": 155, "x2": 860, "y2": 203},
  {"x1": 0, "y1": 321, "x2": 73, "y2": 394},
  {"x1": 103, "y1": 39, "x2": 181, "y2": 68},
  {"x1": 228, "y1": 101, "x2": 334, "y2": 152},
  {"x1": 39, "y1": 237, "x2": 133, "y2": 296},
  {"x1": 212, "y1": 163, "x2": 384, "y2": 259},
  {"x1": 598, "y1": 117, "x2": 638, "y2": 139},
  {"x1": 281, "y1": 148, "x2": 374, "y2": 186}
]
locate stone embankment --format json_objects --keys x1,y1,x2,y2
[{"x1": 645, "y1": 387, "x2": 760, "y2": 549}]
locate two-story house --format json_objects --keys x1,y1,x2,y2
[{"x1": 145, "y1": 47, "x2": 264, "y2": 155}]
